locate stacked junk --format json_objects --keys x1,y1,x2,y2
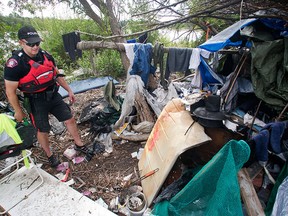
[
  {"x1": 1, "y1": 17, "x2": 288, "y2": 215},
  {"x1": 104, "y1": 17, "x2": 288, "y2": 215}
]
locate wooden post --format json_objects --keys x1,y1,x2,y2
[
  {"x1": 238, "y1": 168, "x2": 265, "y2": 216},
  {"x1": 89, "y1": 50, "x2": 97, "y2": 75},
  {"x1": 77, "y1": 41, "x2": 126, "y2": 51}
]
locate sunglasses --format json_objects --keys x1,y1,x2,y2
[{"x1": 24, "y1": 41, "x2": 41, "y2": 47}]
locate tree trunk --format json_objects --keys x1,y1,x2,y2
[
  {"x1": 106, "y1": 0, "x2": 130, "y2": 72},
  {"x1": 134, "y1": 92, "x2": 155, "y2": 123}
]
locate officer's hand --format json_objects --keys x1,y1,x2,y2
[
  {"x1": 14, "y1": 111, "x2": 27, "y2": 122},
  {"x1": 68, "y1": 92, "x2": 76, "y2": 105}
]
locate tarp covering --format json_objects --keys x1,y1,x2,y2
[
  {"x1": 251, "y1": 38, "x2": 288, "y2": 108},
  {"x1": 197, "y1": 18, "x2": 288, "y2": 108},
  {"x1": 199, "y1": 18, "x2": 256, "y2": 52},
  {"x1": 152, "y1": 139, "x2": 250, "y2": 216},
  {"x1": 58, "y1": 76, "x2": 119, "y2": 98}
]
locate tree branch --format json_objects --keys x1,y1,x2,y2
[
  {"x1": 132, "y1": 0, "x2": 188, "y2": 17},
  {"x1": 154, "y1": 0, "x2": 184, "y2": 17},
  {"x1": 83, "y1": 0, "x2": 242, "y2": 40},
  {"x1": 78, "y1": 0, "x2": 105, "y2": 29}
]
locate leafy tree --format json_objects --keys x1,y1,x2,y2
[{"x1": 2, "y1": 0, "x2": 287, "y2": 74}]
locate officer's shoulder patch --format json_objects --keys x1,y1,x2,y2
[{"x1": 6, "y1": 58, "x2": 18, "y2": 68}]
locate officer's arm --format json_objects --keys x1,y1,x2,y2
[
  {"x1": 56, "y1": 76, "x2": 76, "y2": 104},
  {"x1": 5, "y1": 80, "x2": 26, "y2": 122}
]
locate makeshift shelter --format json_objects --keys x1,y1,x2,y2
[
  {"x1": 144, "y1": 17, "x2": 288, "y2": 215},
  {"x1": 195, "y1": 18, "x2": 288, "y2": 111}
]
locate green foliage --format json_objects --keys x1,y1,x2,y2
[
  {"x1": 95, "y1": 50, "x2": 124, "y2": 78},
  {"x1": 0, "y1": 15, "x2": 126, "y2": 80},
  {"x1": 30, "y1": 18, "x2": 102, "y2": 73},
  {"x1": 0, "y1": 15, "x2": 28, "y2": 77}
]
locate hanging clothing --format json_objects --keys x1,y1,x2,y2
[
  {"x1": 165, "y1": 48, "x2": 192, "y2": 80},
  {"x1": 129, "y1": 43, "x2": 156, "y2": 86},
  {"x1": 62, "y1": 32, "x2": 82, "y2": 61},
  {"x1": 190, "y1": 48, "x2": 211, "y2": 89},
  {"x1": 189, "y1": 48, "x2": 211, "y2": 70},
  {"x1": 124, "y1": 43, "x2": 135, "y2": 73}
]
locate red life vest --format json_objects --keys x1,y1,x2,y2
[{"x1": 18, "y1": 54, "x2": 57, "y2": 93}]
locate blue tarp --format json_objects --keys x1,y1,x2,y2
[
  {"x1": 58, "y1": 76, "x2": 119, "y2": 98},
  {"x1": 199, "y1": 56, "x2": 224, "y2": 86},
  {"x1": 196, "y1": 18, "x2": 288, "y2": 90},
  {"x1": 198, "y1": 18, "x2": 288, "y2": 52},
  {"x1": 199, "y1": 18, "x2": 257, "y2": 52}
]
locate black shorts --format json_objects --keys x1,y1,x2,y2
[{"x1": 29, "y1": 92, "x2": 72, "y2": 132}]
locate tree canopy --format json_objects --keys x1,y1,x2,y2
[
  {"x1": 5, "y1": 0, "x2": 288, "y2": 38},
  {"x1": 2, "y1": 0, "x2": 287, "y2": 72}
]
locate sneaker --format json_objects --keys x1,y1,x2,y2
[
  {"x1": 48, "y1": 154, "x2": 60, "y2": 168},
  {"x1": 74, "y1": 144, "x2": 93, "y2": 155}
]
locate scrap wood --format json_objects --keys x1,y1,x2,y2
[
  {"x1": 134, "y1": 92, "x2": 155, "y2": 123},
  {"x1": 76, "y1": 177, "x2": 86, "y2": 189},
  {"x1": 238, "y1": 168, "x2": 264, "y2": 216},
  {"x1": 276, "y1": 103, "x2": 288, "y2": 121},
  {"x1": 111, "y1": 133, "x2": 150, "y2": 141}
]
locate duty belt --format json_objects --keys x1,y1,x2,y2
[{"x1": 24, "y1": 90, "x2": 56, "y2": 101}]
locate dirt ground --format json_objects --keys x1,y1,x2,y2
[{"x1": 30, "y1": 87, "x2": 145, "y2": 214}]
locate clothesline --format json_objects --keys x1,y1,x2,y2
[{"x1": 76, "y1": 40, "x2": 239, "y2": 55}]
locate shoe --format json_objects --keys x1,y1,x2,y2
[
  {"x1": 48, "y1": 154, "x2": 60, "y2": 168},
  {"x1": 74, "y1": 144, "x2": 93, "y2": 155}
]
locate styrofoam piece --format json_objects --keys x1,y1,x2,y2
[
  {"x1": 63, "y1": 147, "x2": 77, "y2": 160},
  {"x1": 0, "y1": 166, "x2": 116, "y2": 216}
]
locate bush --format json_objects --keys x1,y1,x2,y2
[{"x1": 95, "y1": 50, "x2": 125, "y2": 78}]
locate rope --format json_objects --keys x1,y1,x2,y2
[
  {"x1": 75, "y1": 30, "x2": 101, "y2": 38},
  {"x1": 240, "y1": 0, "x2": 244, "y2": 20}
]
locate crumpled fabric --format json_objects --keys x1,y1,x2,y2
[{"x1": 252, "y1": 121, "x2": 288, "y2": 163}]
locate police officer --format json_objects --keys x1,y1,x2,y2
[{"x1": 4, "y1": 26, "x2": 92, "y2": 167}]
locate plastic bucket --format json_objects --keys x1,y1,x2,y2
[{"x1": 127, "y1": 192, "x2": 147, "y2": 216}]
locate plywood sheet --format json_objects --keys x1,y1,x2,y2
[{"x1": 138, "y1": 98, "x2": 211, "y2": 206}]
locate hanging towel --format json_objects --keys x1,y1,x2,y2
[
  {"x1": 62, "y1": 32, "x2": 82, "y2": 61},
  {"x1": 124, "y1": 43, "x2": 135, "y2": 73}
]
